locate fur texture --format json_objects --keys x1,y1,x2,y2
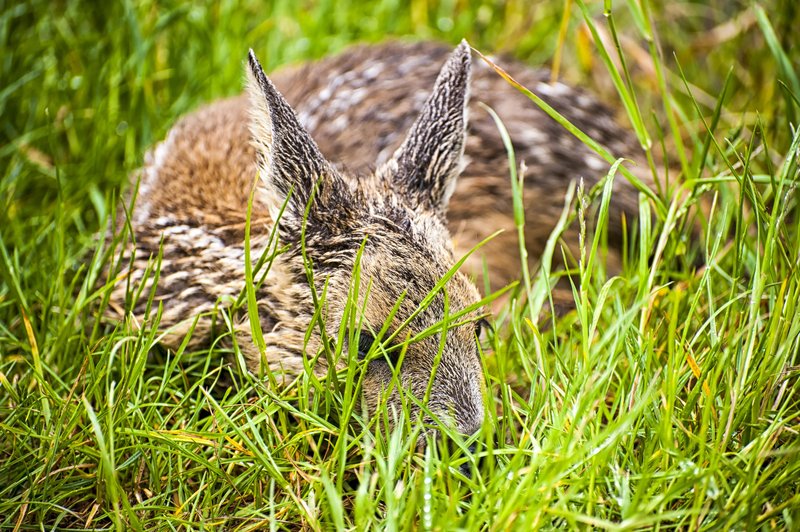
[{"x1": 109, "y1": 40, "x2": 650, "y2": 436}]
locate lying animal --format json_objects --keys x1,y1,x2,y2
[{"x1": 109, "y1": 40, "x2": 648, "y2": 437}]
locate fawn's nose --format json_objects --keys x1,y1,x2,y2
[
  {"x1": 442, "y1": 435, "x2": 484, "y2": 478},
  {"x1": 459, "y1": 442, "x2": 481, "y2": 477}
]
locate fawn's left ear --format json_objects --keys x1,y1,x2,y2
[
  {"x1": 246, "y1": 50, "x2": 343, "y2": 227},
  {"x1": 379, "y1": 40, "x2": 471, "y2": 217}
]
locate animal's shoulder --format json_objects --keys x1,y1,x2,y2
[{"x1": 134, "y1": 95, "x2": 258, "y2": 229}]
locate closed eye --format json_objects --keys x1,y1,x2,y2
[
  {"x1": 355, "y1": 329, "x2": 403, "y2": 366},
  {"x1": 356, "y1": 330, "x2": 376, "y2": 360}
]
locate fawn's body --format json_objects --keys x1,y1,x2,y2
[{"x1": 111, "y1": 41, "x2": 649, "y2": 436}]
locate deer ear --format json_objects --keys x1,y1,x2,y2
[
  {"x1": 246, "y1": 50, "x2": 338, "y2": 225},
  {"x1": 380, "y1": 40, "x2": 471, "y2": 216}
]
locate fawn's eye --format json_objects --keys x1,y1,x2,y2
[{"x1": 356, "y1": 331, "x2": 376, "y2": 360}]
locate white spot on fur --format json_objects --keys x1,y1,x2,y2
[
  {"x1": 517, "y1": 127, "x2": 547, "y2": 146},
  {"x1": 535, "y1": 81, "x2": 570, "y2": 97},
  {"x1": 363, "y1": 63, "x2": 383, "y2": 80},
  {"x1": 585, "y1": 156, "x2": 606, "y2": 172},
  {"x1": 330, "y1": 114, "x2": 349, "y2": 132},
  {"x1": 577, "y1": 95, "x2": 593, "y2": 108}
]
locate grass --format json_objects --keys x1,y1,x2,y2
[{"x1": 2, "y1": 0, "x2": 799, "y2": 529}]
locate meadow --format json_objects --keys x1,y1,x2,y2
[{"x1": 1, "y1": 0, "x2": 799, "y2": 529}]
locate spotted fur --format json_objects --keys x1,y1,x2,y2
[{"x1": 109, "y1": 40, "x2": 650, "y2": 437}]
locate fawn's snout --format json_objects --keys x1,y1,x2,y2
[{"x1": 355, "y1": 278, "x2": 487, "y2": 440}]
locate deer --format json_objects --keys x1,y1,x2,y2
[{"x1": 108, "y1": 39, "x2": 649, "y2": 441}]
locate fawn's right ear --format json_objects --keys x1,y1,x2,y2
[
  {"x1": 379, "y1": 40, "x2": 471, "y2": 218},
  {"x1": 246, "y1": 50, "x2": 348, "y2": 232}
]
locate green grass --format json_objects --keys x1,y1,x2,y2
[{"x1": 2, "y1": 0, "x2": 800, "y2": 529}]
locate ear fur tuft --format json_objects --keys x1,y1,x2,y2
[{"x1": 246, "y1": 49, "x2": 331, "y2": 221}]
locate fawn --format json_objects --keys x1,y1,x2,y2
[{"x1": 109, "y1": 40, "x2": 648, "y2": 438}]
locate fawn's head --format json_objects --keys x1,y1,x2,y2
[{"x1": 247, "y1": 41, "x2": 485, "y2": 438}]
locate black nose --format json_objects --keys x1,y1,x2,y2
[
  {"x1": 436, "y1": 434, "x2": 491, "y2": 479},
  {"x1": 450, "y1": 442, "x2": 479, "y2": 478},
  {"x1": 455, "y1": 441, "x2": 482, "y2": 478},
  {"x1": 459, "y1": 459, "x2": 473, "y2": 478}
]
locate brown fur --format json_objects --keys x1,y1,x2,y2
[{"x1": 109, "y1": 40, "x2": 650, "y2": 436}]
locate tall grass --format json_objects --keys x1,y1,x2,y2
[{"x1": 2, "y1": 0, "x2": 799, "y2": 529}]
